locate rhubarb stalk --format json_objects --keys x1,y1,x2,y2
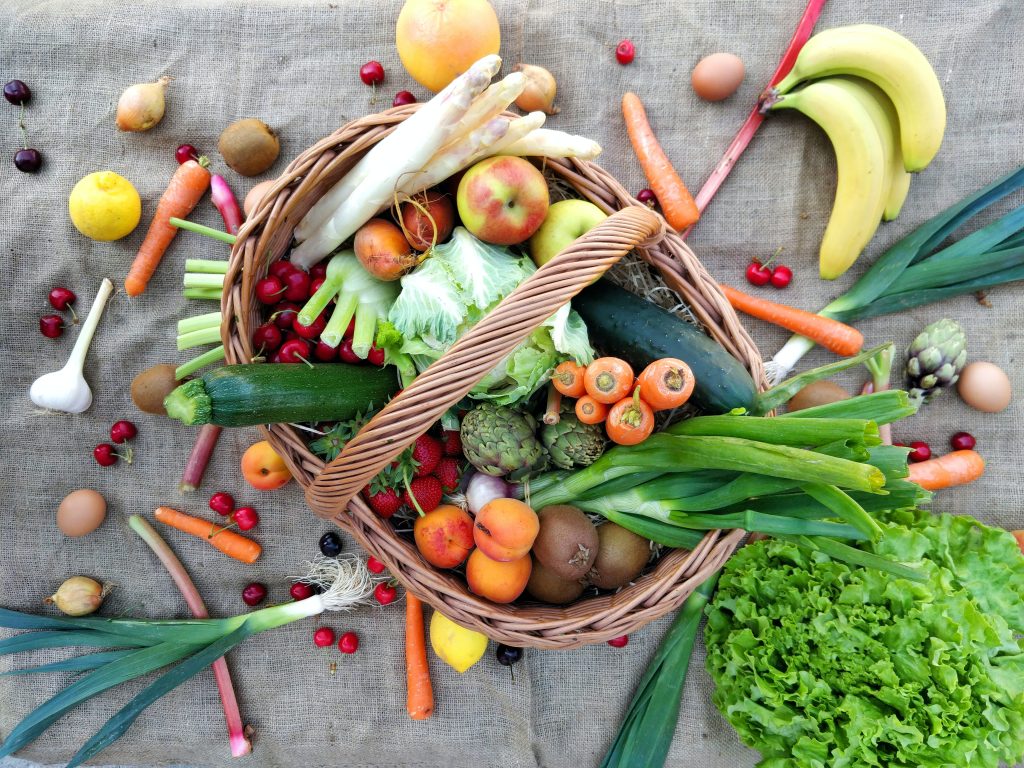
[
  {"x1": 180, "y1": 424, "x2": 223, "y2": 492},
  {"x1": 127, "y1": 515, "x2": 252, "y2": 757}
]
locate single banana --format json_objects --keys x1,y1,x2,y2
[
  {"x1": 827, "y1": 77, "x2": 912, "y2": 221},
  {"x1": 771, "y1": 80, "x2": 888, "y2": 280},
  {"x1": 774, "y1": 24, "x2": 946, "y2": 172}
]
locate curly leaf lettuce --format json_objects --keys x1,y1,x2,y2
[{"x1": 706, "y1": 511, "x2": 1024, "y2": 768}]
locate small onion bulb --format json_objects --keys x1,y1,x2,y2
[
  {"x1": 116, "y1": 76, "x2": 171, "y2": 132},
  {"x1": 513, "y1": 64, "x2": 559, "y2": 115},
  {"x1": 45, "y1": 576, "x2": 112, "y2": 616}
]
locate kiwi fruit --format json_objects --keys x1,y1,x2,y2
[
  {"x1": 131, "y1": 363, "x2": 179, "y2": 415},
  {"x1": 526, "y1": 557, "x2": 585, "y2": 604},
  {"x1": 787, "y1": 380, "x2": 850, "y2": 412},
  {"x1": 588, "y1": 523, "x2": 651, "y2": 590},
  {"x1": 218, "y1": 118, "x2": 280, "y2": 177},
  {"x1": 532, "y1": 505, "x2": 599, "y2": 580}
]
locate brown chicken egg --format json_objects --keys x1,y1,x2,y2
[
  {"x1": 57, "y1": 489, "x2": 107, "y2": 537},
  {"x1": 957, "y1": 361, "x2": 1012, "y2": 413},
  {"x1": 691, "y1": 53, "x2": 745, "y2": 101}
]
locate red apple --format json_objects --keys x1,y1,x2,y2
[
  {"x1": 400, "y1": 190, "x2": 455, "y2": 251},
  {"x1": 456, "y1": 156, "x2": 550, "y2": 245}
]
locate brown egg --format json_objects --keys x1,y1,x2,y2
[
  {"x1": 243, "y1": 179, "x2": 276, "y2": 217},
  {"x1": 691, "y1": 53, "x2": 745, "y2": 101},
  {"x1": 57, "y1": 489, "x2": 107, "y2": 537},
  {"x1": 957, "y1": 361, "x2": 1012, "y2": 413}
]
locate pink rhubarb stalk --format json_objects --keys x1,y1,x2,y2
[
  {"x1": 128, "y1": 514, "x2": 252, "y2": 757},
  {"x1": 181, "y1": 424, "x2": 223, "y2": 492},
  {"x1": 211, "y1": 174, "x2": 244, "y2": 235},
  {"x1": 681, "y1": 0, "x2": 828, "y2": 237}
]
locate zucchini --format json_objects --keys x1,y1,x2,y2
[
  {"x1": 574, "y1": 280, "x2": 758, "y2": 414},
  {"x1": 164, "y1": 364, "x2": 399, "y2": 426}
]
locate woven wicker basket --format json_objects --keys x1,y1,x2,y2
[{"x1": 222, "y1": 104, "x2": 766, "y2": 649}]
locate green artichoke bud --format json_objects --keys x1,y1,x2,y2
[
  {"x1": 460, "y1": 403, "x2": 547, "y2": 480},
  {"x1": 905, "y1": 319, "x2": 967, "y2": 403},
  {"x1": 541, "y1": 408, "x2": 606, "y2": 469}
]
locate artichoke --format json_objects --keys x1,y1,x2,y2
[
  {"x1": 541, "y1": 408, "x2": 606, "y2": 469},
  {"x1": 460, "y1": 403, "x2": 547, "y2": 480},
  {"x1": 905, "y1": 319, "x2": 967, "y2": 402}
]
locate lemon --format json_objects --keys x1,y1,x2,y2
[
  {"x1": 68, "y1": 171, "x2": 142, "y2": 241},
  {"x1": 429, "y1": 610, "x2": 488, "y2": 673}
]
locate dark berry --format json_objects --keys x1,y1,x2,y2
[
  {"x1": 319, "y1": 531, "x2": 343, "y2": 557},
  {"x1": 15, "y1": 148, "x2": 42, "y2": 173},
  {"x1": 495, "y1": 644, "x2": 523, "y2": 666},
  {"x1": 4, "y1": 79, "x2": 31, "y2": 105}
]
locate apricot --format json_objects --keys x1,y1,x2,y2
[
  {"x1": 240, "y1": 440, "x2": 292, "y2": 491},
  {"x1": 466, "y1": 549, "x2": 532, "y2": 604},
  {"x1": 414, "y1": 504, "x2": 475, "y2": 568},
  {"x1": 473, "y1": 498, "x2": 539, "y2": 562}
]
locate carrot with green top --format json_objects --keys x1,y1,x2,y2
[
  {"x1": 153, "y1": 505, "x2": 261, "y2": 563},
  {"x1": 125, "y1": 157, "x2": 211, "y2": 297},
  {"x1": 720, "y1": 284, "x2": 864, "y2": 357},
  {"x1": 622, "y1": 92, "x2": 699, "y2": 230},
  {"x1": 405, "y1": 594, "x2": 434, "y2": 720}
]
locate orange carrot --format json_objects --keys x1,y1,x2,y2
[
  {"x1": 125, "y1": 158, "x2": 212, "y2": 296},
  {"x1": 153, "y1": 505, "x2": 261, "y2": 563},
  {"x1": 908, "y1": 450, "x2": 985, "y2": 491},
  {"x1": 576, "y1": 396, "x2": 609, "y2": 425},
  {"x1": 720, "y1": 285, "x2": 864, "y2": 357},
  {"x1": 622, "y1": 92, "x2": 699, "y2": 230},
  {"x1": 405, "y1": 594, "x2": 434, "y2": 720}
]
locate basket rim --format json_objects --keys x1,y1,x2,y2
[{"x1": 220, "y1": 103, "x2": 767, "y2": 649}]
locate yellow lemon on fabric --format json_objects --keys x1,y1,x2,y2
[
  {"x1": 429, "y1": 610, "x2": 488, "y2": 673},
  {"x1": 68, "y1": 171, "x2": 141, "y2": 241}
]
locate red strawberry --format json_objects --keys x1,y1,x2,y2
[
  {"x1": 403, "y1": 476, "x2": 443, "y2": 514},
  {"x1": 434, "y1": 457, "x2": 462, "y2": 492},
  {"x1": 441, "y1": 430, "x2": 462, "y2": 456},
  {"x1": 411, "y1": 435, "x2": 443, "y2": 477},
  {"x1": 364, "y1": 486, "x2": 403, "y2": 519}
]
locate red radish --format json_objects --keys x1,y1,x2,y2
[
  {"x1": 374, "y1": 582, "x2": 398, "y2": 606},
  {"x1": 313, "y1": 627, "x2": 335, "y2": 647},
  {"x1": 272, "y1": 302, "x2": 301, "y2": 330},
  {"x1": 268, "y1": 260, "x2": 297, "y2": 280},
  {"x1": 290, "y1": 582, "x2": 315, "y2": 601},
  {"x1": 338, "y1": 631, "x2": 359, "y2": 653},
  {"x1": 615, "y1": 40, "x2": 635, "y2": 65},
  {"x1": 210, "y1": 174, "x2": 243, "y2": 235},
  {"x1": 770, "y1": 264, "x2": 793, "y2": 288},
  {"x1": 175, "y1": 144, "x2": 198, "y2": 164},
  {"x1": 255, "y1": 276, "x2": 284, "y2": 304},
  {"x1": 252, "y1": 323, "x2": 283, "y2": 354},
  {"x1": 313, "y1": 340, "x2": 338, "y2": 362},
  {"x1": 607, "y1": 635, "x2": 629, "y2": 648},
  {"x1": 338, "y1": 338, "x2": 360, "y2": 364},
  {"x1": 293, "y1": 310, "x2": 327, "y2": 340},
  {"x1": 636, "y1": 188, "x2": 657, "y2": 207},
  {"x1": 354, "y1": 218, "x2": 418, "y2": 281},
  {"x1": 39, "y1": 314, "x2": 64, "y2": 338},
  {"x1": 241, "y1": 583, "x2": 268, "y2": 607},
  {"x1": 48, "y1": 287, "x2": 78, "y2": 321},
  {"x1": 745, "y1": 261, "x2": 772, "y2": 286},
  {"x1": 209, "y1": 492, "x2": 235, "y2": 516},
  {"x1": 367, "y1": 345, "x2": 386, "y2": 366},
  {"x1": 907, "y1": 441, "x2": 931, "y2": 463},
  {"x1": 366, "y1": 556, "x2": 386, "y2": 574},
  {"x1": 393, "y1": 90, "x2": 417, "y2": 106},
  {"x1": 359, "y1": 61, "x2": 384, "y2": 85},
  {"x1": 93, "y1": 443, "x2": 118, "y2": 467},
  {"x1": 281, "y1": 270, "x2": 311, "y2": 302},
  {"x1": 278, "y1": 338, "x2": 311, "y2": 364},
  {"x1": 233, "y1": 507, "x2": 259, "y2": 531},
  {"x1": 110, "y1": 420, "x2": 138, "y2": 444},
  {"x1": 950, "y1": 431, "x2": 976, "y2": 451}
]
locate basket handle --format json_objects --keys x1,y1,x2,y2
[{"x1": 306, "y1": 206, "x2": 663, "y2": 518}]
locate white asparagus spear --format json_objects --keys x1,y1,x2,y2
[
  {"x1": 447, "y1": 72, "x2": 526, "y2": 141},
  {"x1": 398, "y1": 117, "x2": 511, "y2": 195},
  {"x1": 501, "y1": 128, "x2": 603, "y2": 160}
]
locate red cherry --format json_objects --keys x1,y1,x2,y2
[
  {"x1": 272, "y1": 302, "x2": 301, "y2": 331},
  {"x1": 268, "y1": 260, "x2": 297, "y2": 281},
  {"x1": 293, "y1": 310, "x2": 327, "y2": 340},
  {"x1": 607, "y1": 635, "x2": 629, "y2": 648},
  {"x1": 313, "y1": 340, "x2": 338, "y2": 362},
  {"x1": 313, "y1": 627, "x2": 336, "y2": 647},
  {"x1": 290, "y1": 582, "x2": 315, "y2": 601},
  {"x1": 615, "y1": 40, "x2": 635, "y2": 65},
  {"x1": 950, "y1": 431, "x2": 976, "y2": 451},
  {"x1": 309, "y1": 263, "x2": 328, "y2": 280},
  {"x1": 310, "y1": 276, "x2": 326, "y2": 295},
  {"x1": 175, "y1": 144, "x2": 199, "y2": 164},
  {"x1": 338, "y1": 337, "x2": 360, "y2": 364},
  {"x1": 366, "y1": 556, "x2": 386, "y2": 574},
  {"x1": 636, "y1": 188, "x2": 657, "y2": 207},
  {"x1": 770, "y1": 264, "x2": 793, "y2": 289},
  {"x1": 110, "y1": 420, "x2": 138, "y2": 444},
  {"x1": 48, "y1": 286, "x2": 77, "y2": 313},
  {"x1": 907, "y1": 441, "x2": 931, "y2": 463},
  {"x1": 338, "y1": 631, "x2": 359, "y2": 654},
  {"x1": 252, "y1": 323, "x2": 283, "y2": 354},
  {"x1": 255, "y1": 276, "x2": 284, "y2": 304},
  {"x1": 93, "y1": 443, "x2": 117, "y2": 467},
  {"x1": 278, "y1": 338, "x2": 311, "y2": 364},
  {"x1": 241, "y1": 583, "x2": 268, "y2": 607},
  {"x1": 367, "y1": 345, "x2": 386, "y2": 366},
  {"x1": 392, "y1": 90, "x2": 417, "y2": 106},
  {"x1": 281, "y1": 270, "x2": 312, "y2": 302},
  {"x1": 209, "y1": 492, "x2": 235, "y2": 516},
  {"x1": 745, "y1": 261, "x2": 772, "y2": 286},
  {"x1": 374, "y1": 582, "x2": 397, "y2": 606},
  {"x1": 233, "y1": 506, "x2": 260, "y2": 531},
  {"x1": 39, "y1": 314, "x2": 64, "y2": 338},
  {"x1": 359, "y1": 61, "x2": 385, "y2": 86}
]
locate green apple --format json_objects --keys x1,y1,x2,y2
[
  {"x1": 528, "y1": 199, "x2": 608, "y2": 267},
  {"x1": 456, "y1": 155, "x2": 550, "y2": 245}
]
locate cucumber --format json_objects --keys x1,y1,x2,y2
[
  {"x1": 164, "y1": 364, "x2": 399, "y2": 426},
  {"x1": 573, "y1": 280, "x2": 758, "y2": 414}
]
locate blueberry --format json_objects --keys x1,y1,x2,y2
[
  {"x1": 495, "y1": 644, "x2": 523, "y2": 666},
  {"x1": 318, "y1": 531, "x2": 343, "y2": 557},
  {"x1": 14, "y1": 148, "x2": 41, "y2": 173},
  {"x1": 4, "y1": 80, "x2": 31, "y2": 106}
]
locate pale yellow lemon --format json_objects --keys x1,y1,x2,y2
[{"x1": 69, "y1": 171, "x2": 141, "y2": 241}]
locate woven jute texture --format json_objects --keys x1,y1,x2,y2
[{"x1": 2, "y1": 0, "x2": 1023, "y2": 766}]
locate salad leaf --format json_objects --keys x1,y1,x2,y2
[{"x1": 706, "y1": 511, "x2": 1024, "y2": 768}]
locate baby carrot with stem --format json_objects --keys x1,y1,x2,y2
[
  {"x1": 908, "y1": 449, "x2": 985, "y2": 490},
  {"x1": 153, "y1": 506, "x2": 261, "y2": 563},
  {"x1": 621, "y1": 92, "x2": 699, "y2": 230},
  {"x1": 576, "y1": 396, "x2": 609, "y2": 425},
  {"x1": 405, "y1": 594, "x2": 434, "y2": 720},
  {"x1": 125, "y1": 157, "x2": 212, "y2": 297},
  {"x1": 720, "y1": 284, "x2": 864, "y2": 357}
]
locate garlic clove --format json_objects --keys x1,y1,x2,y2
[
  {"x1": 513, "y1": 64, "x2": 559, "y2": 116},
  {"x1": 116, "y1": 76, "x2": 171, "y2": 132}
]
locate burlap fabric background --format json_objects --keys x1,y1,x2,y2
[{"x1": 1, "y1": 0, "x2": 1022, "y2": 766}]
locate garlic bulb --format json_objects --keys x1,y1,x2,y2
[
  {"x1": 513, "y1": 64, "x2": 559, "y2": 115},
  {"x1": 116, "y1": 76, "x2": 171, "y2": 132}
]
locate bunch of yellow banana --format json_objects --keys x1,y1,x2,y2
[{"x1": 769, "y1": 24, "x2": 946, "y2": 280}]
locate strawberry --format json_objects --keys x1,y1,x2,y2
[
  {"x1": 434, "y1": 457, "x2": 462, "y2": 492},
  {"x1": 411, "y1": 434, "x2": 443, "y2": 477},
  {"x1": 441, "y1": 429, "x2": 462, "y2": 456},
  {"x1": 403, "y1": 476, "x2": 443, "y2": 514},
  {"x1": 365, "y1": 486, "x2": 403, "y2": 518}
]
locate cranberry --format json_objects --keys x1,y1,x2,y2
[
  {"x1": 313, "y1": 627, "x2": 336, "y2": 647},
  {"x1": 290, "y1": 582, "x2": 315, "y2": 601},
  {"x1": 175, "y1": 144, "x2": 199, "y2": 164},
  {"x1": 770, "y1": 264, "x2": 793, "y2": 289},
  {"x1": 338, "y1": 631, "x2": 359, "y2": 653},
  {"x1": 309, "y1": 263, "x2": 328, "y2": 280},
  {"x1": 607, "y1": 634, "x2": 629, "y2": 648},
  {"x1": 392, "y1": 90, "x2": 417, "y2": 107},
  {"x1": 278, "y1": 338, "x2": 311, "y2": 364},
  {"x1": 338, "y1": 337, "x2": 360, "y2": 364},
  {"x1": 39, "y1": 314, "x2": 64, "y2": 338},
  {"x1": 293, "y1": 310, "x2": 327, "y2": 340},
  {"x1": 374, "y1": 582, "x2": 397, "y2": 606},
  {"x1": 615, "y1": 40, "x2": 635, "y2": 65},
  {"x1": 636, "y1": 188, "x2": 657, "y2": 207},
  {"x1": 4, "y1": 79, "x2": 31, "y2": 105},
  {"x1": 272, "y1": 302, "x2": 301, "y2": 330},
  {"x1": 907, "y1": 440, "x2": 931, "y2": 463},
  {"x1": 281, "y1": 270, "x2": 311, "y2": 302},
  {"x1": 209, "y1": 492, "x2": 235, "y2": 516},
  {"x1": 367, "y1": 345, "x2": 386, "y2": 366},
  {"x1": 241, "y1": 583, "x2": 268, "y2": 607},
  {"x1": 15, "y1": 148, "x2": 42, "y2": 173},
  {"x1": 950, "y1": 431, "x2": 976, "y2": 451},
  {"x1": 745, "y1": 260, "x2": 772, "y2": 286},
  {"x1": 109, "y1": 420, "x2": 138, "y2": 444},
  {"x1": 313, "y1": 340, "x2": 338, "y2": 362},
  {"x1": 359, "y1": 61, "x2": 385, "y2": 86},
  {"x1": 252, "y1": 323, "x2": 283, "y2": 354},
  {"x1": 48, "y1": 286, "x2": 77, "y2": 313},
  {"x1": 366, "y1": 556, "x2": 386, "y2": 575},
  {"x1": 255, "y1": 275, "x2": 284, "y2": 304},
  {"x1": 268, "y1": 260, "x2": 297, "y2": 281},
  {"x1": 93, "y1": 443, "x2": 118, "y2": 467},
  {"x1": 233, "y1": 506, "x2": 260, "y2": 531}
]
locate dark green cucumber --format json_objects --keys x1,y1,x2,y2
[
  {"x1": 574, "y1": 280, "x2": 758, "y2": 414},
  {"x1": 164, "y1": 364, "x2": 399, "y2": 426}
]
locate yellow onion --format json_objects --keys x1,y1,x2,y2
[
  {"x1": 513, "y1": 64, "x2": 558, "y2": 115},
  {"x1": 116, "y1": 76, "x2": 171, "y2": 132},
  {"x1": 45, "y1": 576, "x2": 112, "y2": 616}
]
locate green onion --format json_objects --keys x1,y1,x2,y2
[
  {"x1": 800, "y1": 482, "x2": 883, "y2": 540},
  {"x1": 183, "y1": 272, "x2": 226, "y2": 290},
  {"x1": 667, "y1": 510, "x2": 867, "y2": 540},
  {"x1": 779, "y1": 534, "x2": 926, "y2": 582},
  {"x1": 169, "y1": 216, "x2": 238, "y2": 245},
  {"x1": 0, "y1": 650, "x2": 133, "y2": 676},
  {"x1": 185, "y1": 259, "x2": 230, "y2": 274},
  {"x1": 598, "y1": 510, "x2": 706, "y2": 549},
  {"x1": 668, "y1": 413, "x2": 878, "y2": 447},
  {"x1": 757, "y1": 344, "x2": 893, "y2": 413},
  {"x1": 177, "y1": 311, "x2": 222, "y2": 336},
  {"x1": 177, "y1": 325, "x2": 222, "y2": 351},
  {"x1": 183, "y1": 287, "x2": 223, "y2": 301},
  {"x1": 176, "y1": 345, "x2": 226, "y2": 380},
  {"x1": 778, "y1": 389, "x2": 916, "y2": 424}
]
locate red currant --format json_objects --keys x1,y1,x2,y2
[{"x1": 313, "y1": 627, "x2": 336, "y2": 647}]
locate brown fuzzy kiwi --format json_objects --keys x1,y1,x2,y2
[
  {"x1": 587, "y1": 522, "x2": 651, "y2": 590},
  {"x1": 787, "y1": 380, "x2": 850, "y2": 412},
  {"x1": 218, "y1": 118, "x2": 280, "y2": 177},
  {"x1": 525, "y1": 557, "x2": 585, "y2": 604},
  {"x1": 131, "y1": 363, "x2": 179, "y2": 415},
  {"x1": 532, "y1": 505, "x2": 599, "y2": 580}
]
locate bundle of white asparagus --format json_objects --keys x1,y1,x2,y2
[{"x1": 290, "y1": 54, "x2": 602, "y2": 269}]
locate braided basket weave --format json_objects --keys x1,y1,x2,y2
[{"x1": 222, "y1": 104, "x2": 766, "y2": 649}]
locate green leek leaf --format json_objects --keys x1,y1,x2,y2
[{"x1": 0, "y1": 650, "x2": 133, "y2": 676}]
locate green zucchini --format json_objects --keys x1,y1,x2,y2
[
  {"x1": 573, "y1": 280, "x2": 758, "y2": 414},
  {"x1": 164, "y1": 364, "x2": 399, "y2": 426}
]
